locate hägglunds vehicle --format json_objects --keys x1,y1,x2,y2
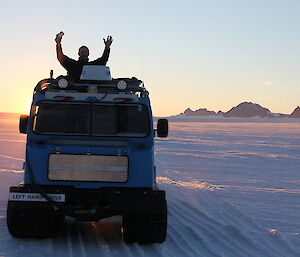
[{"x1": 7, "y1": 66, "x2": 168, "y2": 243}]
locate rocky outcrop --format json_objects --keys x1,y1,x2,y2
[
  {"x1": 183, "y1": 108, "x2": 216, "y2": 116},
  {"x1": 181, "y1": 102, "x2": 299, "y2": 118},
  {"x1": 290, "y1": 106, "x2": 300, "y2": 118},
  {"x1": 224, "y1": 102, "x2": 273, "y2": 118}
]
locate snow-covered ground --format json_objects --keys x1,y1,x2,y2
[
  {"x1": 159, "y1": 115, "x2": 300, "y2": 123},
  {"x1": 0, "y1": 114, "x2": 299, "y2": 256}
]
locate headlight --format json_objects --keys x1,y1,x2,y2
[
  {"x1": 117, "y1": 80, "x2": 127, "y2": 90},
  {"x1": 58, "y1": 78, "x2": 68, "y2": 88}
]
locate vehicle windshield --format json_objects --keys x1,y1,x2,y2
[{"x1": 33, "y1": 102, "x2": 150, "y2": 137}]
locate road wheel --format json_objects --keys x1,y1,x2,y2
[
  {"x1": 122, "y1": 200, "x2": 167, "y2": 244},
  {"x1": 7, "y1": 201, "x2": 65, "y2": 238}
]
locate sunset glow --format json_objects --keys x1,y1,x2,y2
[{"x1": 1, "y1": 0, "x2": 300, "y2": 116}]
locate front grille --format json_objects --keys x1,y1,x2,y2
[{"x1": 48, "y1": 154, "x2": 128, "y2": 182}]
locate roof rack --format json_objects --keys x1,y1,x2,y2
[{"x1": 34, "y1": 77, "x2": 148, "y2": 96}]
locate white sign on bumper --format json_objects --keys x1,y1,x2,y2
[{"x1": 9, "y1": 192, "x2": 65, "y2": 202}]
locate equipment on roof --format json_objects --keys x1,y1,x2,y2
[
  {"x1": 34, "y1": 73, "x2": 147, "y2": 99},
  {"x1": 116, "y1": 80, "x2": 127, "y2": 90},
  {"x1": 80, "y1": 65, "x2": 112, "y2": 81}
]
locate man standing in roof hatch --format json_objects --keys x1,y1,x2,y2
[{"x1": 55, "y1": 31, "x2": 113, "y2": 81}]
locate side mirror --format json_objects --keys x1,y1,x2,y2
[
  {"x1": 19, "y1": 115, "x2": 29, "y2": 134},
  {"x1": 157, "y1": 119, "x2": 168, "y2": 137}
]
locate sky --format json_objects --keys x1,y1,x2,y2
[{"x1": 1, "y1": 0, "x2": 300, "y2": 116}]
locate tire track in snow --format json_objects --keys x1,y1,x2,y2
[
  {"x1": 163, "y1": 224, "x2": 200, "y2": 256},
  {"x1": 167, "y1": 223, "x2": 216, "y2": 257},
  {"x1": 133, "y1": 243, "x2": 166, "y2": 257},
  {"x1": 165, "y1": 194, "x2": 219, "y2": 257},
  {"x1": 217, "y1": 203, "x2": 297, "y2": 256},
  {"x1": 175, "y1": 193, "x2": 264, "y2": 255},
  {"x1": 156, "y1": 152, "x2": 237, "y2": 256},
  {"x1": 77, "y1": 223, "x2": 88, "y2": 257},
  {"x1": 130, "y1": 244, "x2": 149, "y2": 257},
  {"x1": 51, "y1": 227, "x2": 73, "y2": 257},
  {"x1": 155, "y1": 164, "x2": 237, "y2": 256},
  {"x1": 150, "y1": 243, "x2": 175, "y2": 257},
  {"x1": 167, "y1": 223, "x2": 203, "y2": 257},
  {"x1": 66, "y1": 220, "x2": 75, "y2": 257},
  {"x1": 169, "y1": 200, "x2": 256, "y2": 257},
  {"x1": 167, "y1": 201, "x2": 221, "y2": 257},
  {"x1": 157, "y1": 178, "x2": 292, "y2": 255},
  {"x1": 160, "y1": 179, "x2": 298, "y2": 257},
  {"x1": 195, "y1": 192, "x2": 299, "y2": 256},
  {"x1": 172, "y1": 200, "x2": 264, "y2": 256},
  {"x1": 155, "y1": 150, "x2": 299, "y2": 257},
  {"x1": 162, "y1": 232, "x2": 192, "y2": 257},
  {"x1": 159, "y1": 243, "x2": 182, "y2": 257}
]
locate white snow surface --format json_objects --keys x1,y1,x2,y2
[{"x1": 0, "y1": 115, "x2": 300, "y2": 257}]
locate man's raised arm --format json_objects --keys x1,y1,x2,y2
[
  {"x1": 55, "y1": 32, "x2": 70, "y2": 65},
  {"x1": 90, "y1": 36, "x2": 113, "y2": 65}
]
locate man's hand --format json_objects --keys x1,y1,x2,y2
[
  {"x1": 55, "y1": 31, "x2": 64, "y2": 44},
  {"x1": 103, "y1": 36, "x2": 113, "y2": 48}
]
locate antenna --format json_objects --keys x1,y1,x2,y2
[{"x1": 139, "y1": 29, "x2": 144, "y2": 81}]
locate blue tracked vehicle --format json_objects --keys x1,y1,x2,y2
[{"x1": 7, "y1": 66, "x2": 168, "y2": 243}]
